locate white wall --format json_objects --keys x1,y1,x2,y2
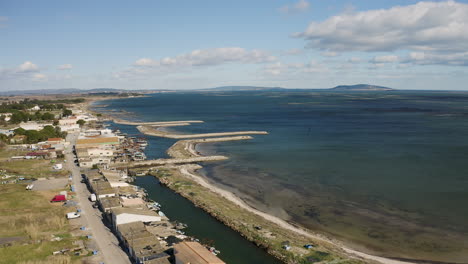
[{"x1": 115, "y1": 213, "x2": 161, "y2": 225}]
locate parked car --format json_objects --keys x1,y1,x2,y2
[
  {"x1": 50, "y1": 195, "x2": 66, "y2": 202},
  {"x1": 66, "y1": 212, "x2": 80, "y2": 219}
]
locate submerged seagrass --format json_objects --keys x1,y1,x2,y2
[{"x1": 98, "y1": 90, "x2": 468, "y2": 263}]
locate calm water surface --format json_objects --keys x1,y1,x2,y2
[{"x1": 97, "y1": 91, "x2": 468, "y2": 262}]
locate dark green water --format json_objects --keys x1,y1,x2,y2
[
  {"x1": 97, "y1": 91, "x2": 468, "y2": 262},
  {"x1": 134, "y1": 176, "x2": 281, "y2": 264}
]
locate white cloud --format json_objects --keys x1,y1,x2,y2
[
  {"x1": 18, "y1": 61, "x2": 39, "y2": 73},
  {"x1": 279, "y1": 0, "x2": 310, "y2": 14},
  {"x1": 58, "y1": 64, "x2": 73, "y2": 70},
  {"x1": 0, "y1": 61, "x2": 41, "y2": 80},
  {"x1": 134, "y1": 58, "x2": 157, "y2": 67},
  {"x1": 404, "y1": 51, "x2": 468, "y2": 66},
  {"x1": 371, "y1": 55, "x2": 400, "y2": 63},
  {"x1": 117, "y1": 47, "x2": 276, "y2": 79},
  {"x1": 294, "y1": 1, "x2": 468, "y2": 53},
  {"x1": 133, "y1": 48, "x2": 275, "y2": 69},
  {"x1": 32, "y1": 73, "x2": 48, "y2": 81}
]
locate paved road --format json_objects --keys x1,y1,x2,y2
[{"x1": 65, "y1": 133, "x2": 131, "y2": 264}]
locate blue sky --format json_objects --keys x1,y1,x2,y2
[{"x1": 1, "y1": 0, "x2": 468, "y2": 90}]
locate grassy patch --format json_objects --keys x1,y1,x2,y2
[
  {"x1": 0, "y1": 185, "x2": 81, "y2": 263},
  {"x1": 0, "y1": 185, "x2": 69, "y2": 238},
  {"x1": 0, "y1": 158, "x2": 68, "y2": 178}
]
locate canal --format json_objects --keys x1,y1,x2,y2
[{"x1": 134, "y1": 176, "x2": 282, "y2": 264}]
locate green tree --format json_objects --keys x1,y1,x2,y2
[
  {"x1": 76, "y1": 119, "x2": 86, "y2": 127},
  {"x1": 62, "y1": 109, "x2": 73, "y2": 117},
  {"x1": 41, "y1": 112, "x2": 55, "y2": 120}
]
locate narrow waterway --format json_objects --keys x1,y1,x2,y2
[{"x1": 134, "y1": 176, "x2": 282, "y2": 264}]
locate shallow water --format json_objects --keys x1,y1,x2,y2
[{"x1": 100, "y1": 91, "x2": 468, "y2": 262}]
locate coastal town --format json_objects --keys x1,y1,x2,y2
[
  {"x1": 0, "y1": 94, "x2": 402, "y2": 264},
  {"x1": 0, "y1": 95, "x2": 229, "y2": 264}
]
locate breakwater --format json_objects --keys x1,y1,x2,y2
[
  {"x1": 168, "y1": 136, "x2": 253, "y2": 159},
  {"x1": 137, "y1": 125, "x2": 268, "y2": 139}
]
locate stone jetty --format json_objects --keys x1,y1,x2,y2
[{"x1": 137, "y1": 125, "x2": 268, "y2": 139}]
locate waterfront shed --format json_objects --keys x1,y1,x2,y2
[
  {"x1": 174, "y1": 241, "x2": 226, "y2": 264},
  {"x1": 111, "y1": 208, "x2": 161, "y2": 226}
]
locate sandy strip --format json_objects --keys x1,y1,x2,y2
[
  {"x1": 168, "y1": 136, "x2": 253, "y2": 159},
  {"x1": 177, "y1": 165, "x2": 416, "y2": 264}
]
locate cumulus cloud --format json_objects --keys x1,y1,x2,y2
[
  {"x1": 32, "y1": 73, "x2": 48, "y2": 81},
  {"x1": 294, "y1": 1, "x2": 468, "y2": 53},
  {"x1": 58, "y1": 64, "x2": 73, "y2": 70},
  {"x1": 18, "y1": 61, "x2": 40, "y2": 73},
  {"x1": 153, "y1": 47, "x2": 275, "y2": 67},
  {"x1": 279, "y1": 0, "x2": 310, "y2": 14},
  {"x1": 404, "y1": 51, "x2": 468, "y2": 66},
  {"x1": 133, "y1": 48, "x2": 275, "y2": 68},
  {"x1": 116, "y1": 47, "x2": 276, "y2": 79},
  {"x1": 134, "y1": 58, "x2": 157, "y2": 67},
  {"x1": 0, "y1": 61, "x2": 42, "y2": 80}
]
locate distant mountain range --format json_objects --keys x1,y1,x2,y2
[
  {"x1": 200, "y1": 84, "x2": 395, "y2": 92},
  {"x1": 329, "y1": 84, "x2": 395, "y2": 91},
  {"x1": 0, "y1": 84, "x2": 395, "y2": 96},
  {"x1": 0, "y1": 88, "x2": 162, "y2": 96}
]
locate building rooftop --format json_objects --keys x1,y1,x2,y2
[
  {"x1": 47, "y1": 138, "x2": 64, "y2": 142},
  {"x1": 174, "y1": 242, "x2": 226, "y2": 264},
  {"x1": 121, "y1": 197, "x2": 145, "y2": 208},
  {"x1": 99, "y1": 196, "x2": 121, "y2": 210},
  {"x1": 76, "y1": 136, "x2": 120, "y2": 146},
  {"x1": 112, "y1": 207, "x2": 159, "y2": 217}
]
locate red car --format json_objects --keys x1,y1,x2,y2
[{"x1": 50, "y1": 195, "x2": 66, "y2": 202}]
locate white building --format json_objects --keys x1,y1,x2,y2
[
  {"x1": 111, "y1": 208, "x2": 161, "y2": 226},
  {"x1": 75, "y1": 114, "x2": 98, "y2": 122},
  {"x1": 87, "y1": 148, "x2": 114, "y2": 157}
]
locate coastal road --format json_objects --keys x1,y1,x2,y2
[{"x1": 65, "y1": 133, "x2": 131, "y2": 264}]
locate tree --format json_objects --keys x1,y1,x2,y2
[
  {"x1": 41, "y1": 112, "x2": 55, "y2": 120},
  {"x1": 62, "y1": 109, "x2": 73, "y2": 117},
  {"x1": 14, "y1": 127, "x2": 26, "y2": 135},
  {"x1": 76, "y1": 119, "x2": 86, "y2": 127}
]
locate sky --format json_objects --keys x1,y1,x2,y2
[{"x1": 1, "y1": 0, "x2": 468, "y2": 91}]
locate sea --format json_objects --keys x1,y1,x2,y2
[{"x1": 95, "y1": 90, "x2": 468, "y2": 263}]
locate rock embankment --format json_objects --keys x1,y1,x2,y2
[
  {"x1": 137, "y1": 125, "x2": 268, "y2": 139},
  {"x1": 168, "y1": 136, "x2": 253, "y2": 159},
  {"x1": 114, "y1": 119, "x2": 204, "y2": 126},
  {"x1": 113, "y1": 156, "x2": 228, "y2": 168}
]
